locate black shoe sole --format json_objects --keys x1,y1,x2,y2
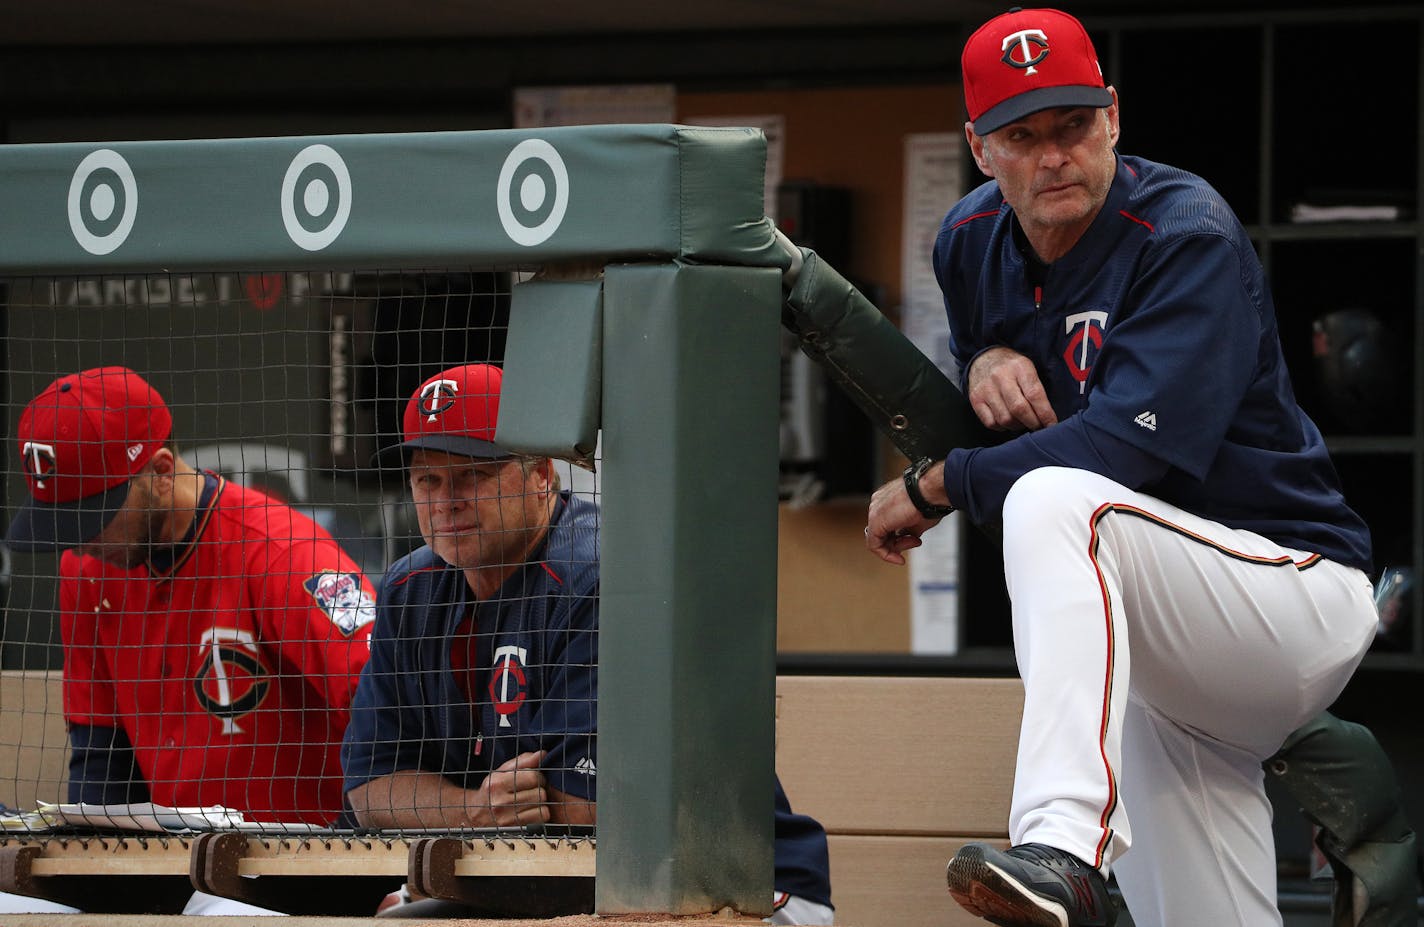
[{"x1": 946, "y1": 845, "x2": 1069, "y2": 927}]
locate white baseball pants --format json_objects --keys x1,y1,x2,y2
[{"x1": 1000, "y1": 467, "x2": 1376, "y2": 927}]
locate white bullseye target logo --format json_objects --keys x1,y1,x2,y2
[
  {"x1": 281, "y1": 144, "x2": 352, "y2": 251},
  {"x1": 497, "y1": 139, "x2": 569, "y2": 247},
  {"x1": 68, "y1": 149, "x2": 138, "y2": 256}
]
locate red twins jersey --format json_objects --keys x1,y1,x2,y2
[{"x1": 60, "y1": 474, "x2": 376, "y2": 824}]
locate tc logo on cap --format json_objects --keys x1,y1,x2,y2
[
  {"x1": 7, "y1": 366, "x2": 174, "y2": 550},
  {"x1": 382, "y1": 363, "x2": 507, "y2": 465},
  {"x1": 21, "y1": 442, "x2": 57, "y2": 489},
  {"x1": 1002, "y1": 29, "x2": 1049, "y2": 75},
  {"x1": 418, "y1": 378, "x2": 460, "y2": 422},
  {"x1": 961, "y1": 8, "x2": 1113, "y2": 136}
]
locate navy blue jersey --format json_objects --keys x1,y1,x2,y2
[
  {"x1": 340, "y1": 491, "x2": 832, "y2": 904},
  {"x1": 933, "y1": 154, "x2": 1371, "y2": 572},
  {"x1": 342, "y1": 492, "x2": 600, "y2": 800}
]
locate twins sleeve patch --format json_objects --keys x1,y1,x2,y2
[{"x1": 304, "y1": 571, "x2": 377, "y2": 635}]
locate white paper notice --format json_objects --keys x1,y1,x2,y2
[
  {"x1": 899, "y1": 132, "x2": 962, "y2": 376},
  {"x1": 900, "y1": 132, "x2": 963, "y2": 655},
  {"x1": 47, "y1": 802, "x2": 246, "y2": 832}
]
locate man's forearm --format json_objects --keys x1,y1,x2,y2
[
  {"x1": 345, "y1": 770, "x2": 474, "y2": 829},
  {"x1": 347, "y1": 770, "x2": 596, "y2": 829}
]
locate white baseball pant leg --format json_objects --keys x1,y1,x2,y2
[
  {"x1": 0, "y1": 891, "x2": 80, "y2": 913},
  {"x1": 999, "y1": 467, "x2": 1376, "y2": 927},
  {"x1": 182, "y1": 890, "x2": 286, "y2": 915},
  {"x1": 768, "y1": 891, "x2": 835, "y2": 925}
]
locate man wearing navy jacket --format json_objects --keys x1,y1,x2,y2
[
  {"x1": 342, "y1": 363, "x2": 599, "y2": 832},
  {"x1": 343, "y1": 363, "x2": 832, "y2": 923},
  {"x1": 866, "y1": 8, "x2": 1379, "y2": 927}
]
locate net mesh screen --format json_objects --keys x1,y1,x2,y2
[{"x1": 0, "y1": 270, "x2": 600, "y2": 839}]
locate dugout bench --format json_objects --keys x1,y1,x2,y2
[
  {"x1": 0, "y1": 669, "x2": 596, "y2": 917},
  {"x1": 1, "y1": 668, "x2": 1023, "y2": 924}
]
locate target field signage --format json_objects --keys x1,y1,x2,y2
[
  {"x1": 67, "y1": 149, "x2": 139, "y2": 256},
  {"x1": 280, "y1": 144, "x2": 353, "y2": 252},
  {"x1": 0, "y1": 125, "x2": 773, "y2": 274},
  {"x1": 497, "y1": 138, "x2": 570, "y2": 247}
]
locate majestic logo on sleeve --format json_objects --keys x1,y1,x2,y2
[
  {"x1": 194, "y1": 628, "x2": 270, "y2": 735},
  {"x1": 1001, "y1": 29, "x2": 1050, "y2": 75},
  {"x1": 305, "y1": 571, "x2": 377, "y2": 635},
  {"x1": 489, "y1": 645, "x2": 529, "y2": 728},
  {"x1": 1063, "y1": 310, "x2": 1109, "y2": 394},
  {"x1": 418, "y1": 379, "x2": 460, "y2": 423},
  {"x1": 21, "y1": 442, "x2": 57, "y2": 489}
]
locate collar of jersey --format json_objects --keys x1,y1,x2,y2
[
  {"x1": 1047, "y1": 154, "x2": 1137, "y2": 272},
  {"x1": 468, "y1": 492, "x2": 569, "y2": 603},
  {"x1": 146, "y1": 471, "x2": 224, "y2": 579}
]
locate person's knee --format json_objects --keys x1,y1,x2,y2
[{"x1": 1003, "y1": 467, "x2": 1117, "y2": 537}]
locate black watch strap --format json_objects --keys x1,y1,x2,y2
[{"x1": 902, "y1": 457, "x2": 953, "y2": 518}]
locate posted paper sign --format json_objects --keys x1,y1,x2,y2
[{"x1": 901, "y1": 132, "x2": 963, "y2": 655}]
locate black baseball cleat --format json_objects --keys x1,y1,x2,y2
[{"x1": 946, "y1": 842, "x2": 1116, "y2": 927}]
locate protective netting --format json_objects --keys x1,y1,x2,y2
[{"x1": 0, "y1": 269, "x2": 600, "y2": 839}]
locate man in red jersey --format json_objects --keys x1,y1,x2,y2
[{"x1": 6, "y1": 366, "x2": 375, "y2": 833}]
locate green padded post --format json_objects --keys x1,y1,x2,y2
[
  {"x1": 497, "y1": 277, "x2": 603, "y2": 469},
  {"x1": 596, "y1": 261, "x2": 781, "y2": 916}
]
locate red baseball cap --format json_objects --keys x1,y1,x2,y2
[
  {"x1": 962, "y1": 7, "x2": 1113, "y2": 136},
  {"x1": 375, "y1": 363, "x2": 510, "y2": 467},
  {"x1": 7, "y1": 367, "x2": 173, "y2": 551}
]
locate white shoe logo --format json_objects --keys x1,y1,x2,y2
[
  {"x1": 574, "y1": 757, "x2": 596, "y2": 776},
  {"x1": 1134, "y1": 411, "x2": 1158, "y2": 431}
]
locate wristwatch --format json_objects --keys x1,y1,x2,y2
[{"x1": 902, "y1": 457, "x2": 954, "y2": 519}]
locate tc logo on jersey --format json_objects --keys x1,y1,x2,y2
[
  {"x1": 490, "y1": 645, "x2": 529, "y2": 728},
  {"x1": 305, "y1": 571, "x2": 377, "y2": 635},
  {"x1": 418, "y1": 378, "x2": 460, "y2": 423},
  {"x1": 1001, "y1": 29, "x2": 1050, "y2": 75},
  {"x1": 21, "y1": 441, "x2": 57, "y2": 489},
  {"x1": 1063, "y1": 310, "x2": 1109, "y2": 394},
  {"x1": 193, "y1": 628, "x2": 270, "y2": 735}
]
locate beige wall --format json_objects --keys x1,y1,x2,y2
[
  {"x1": 0, "y1": 671, "x2": 68, "y2": 809},
  {"x1": 679, "y1": 84, "x2": 961, "y2": 653},
  {"x1": 776, "y1": 500, "x2": 910, "y2": 652}
]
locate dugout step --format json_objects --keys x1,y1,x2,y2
[
  {"x1": 0, "y1": 839, "x2": 195, "y2": 914},
  {"x1": 407, "y1": 833, "x2": 595, "y2": 918},
  {"x1": 189, "y1": 831, "x2": 403, "y2": 916},
  {"x1": 2, "y1": 829, "x2": 595, "y2": 917}
]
